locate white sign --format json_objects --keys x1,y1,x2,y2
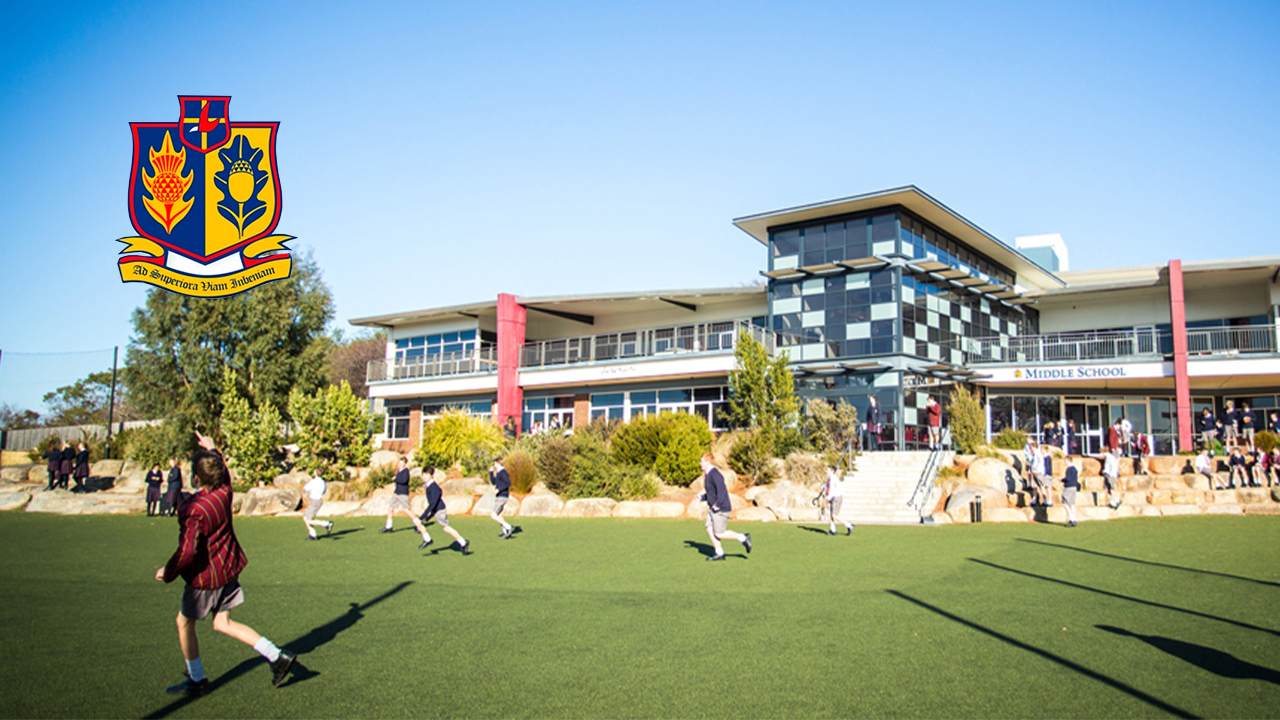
[{"x1": 981, "y1": 361, "x2": 1169, "y2": 383}]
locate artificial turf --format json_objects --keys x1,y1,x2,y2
[{"x1": 0, "y1": 511, "x2": 1277, "y2": 719}]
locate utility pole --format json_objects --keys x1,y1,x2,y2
[{"x1": 105, "y1": 346, "x2": 119, "y2": 459}]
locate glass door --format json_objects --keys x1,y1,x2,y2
[{"x1": 1064, "y1": 401, "x2": 1105, "y2": 455}]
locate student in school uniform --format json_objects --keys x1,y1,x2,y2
[
  {"x1": 1240, "y1": 403, "x2": 1257, "y2": 453},
  {"x1": 1107, "y1": 420, "x2": 1122, "y2": 455},
  {"x1": 1227, "y1": 446, "x2": 1251, "y2": 488},
  {"x1": 925, "y1": 395, "x2": 943, "y2": 451},
  {"x1": 58, "y1": 441, "x2": 75, "y2": 490},
  {"x1": 417, "y1": 466, "x2": 472, "y2": 555},
  {"x1": 1263, "y1": 448, "x2": 1280, "y2": 487},
  {"x1": 698, "y1": 454, "x2": 752, "y2": 562},
  {"x1": 823, "y1": 465, "x2": 853, "y2": 536},
  {"x1": 41, "y1": 444, "x2": 60, "y2": 490},
  {"x1": 301, "y1": 469, "x2": 335, "y2": 541},
  {"x1": 488, "y1": 459, "x2": 515, "y2": 539},
  {"x1": 155, "y1": 432, "x2": 293, "y2": 696},
  {"x1": 380, "y1": 457, "x2": 432, "y2": 544},
  {"x1": 1199, "y1": 408, "x2": 1217, "y2": 453},
  {"x1": 1061, "y1": 457, "x2": 1081, "y2": 527},
  {"x1": 864, "y1": 397, "x2": 882, "y2": 452},
  {"x1": 72, "y1": 442, "x2": 90, "y2": 492},
  {"x1": 1223, "y1": 400, "x2": 1240, "y2": 447},
  {"x1": 1102, "y1": 448, "x2": 1122, "y2": 510},
  {"x1": 1269, "y1": 411, "x2": 1280, "y2": 436},
  {"x1": 1196, "y1": 449, "x2": 1223, "y2": 490},
  {"x1": 163, "y1": 458, "x2": 184, "y2": 516},
  {"x1": 146, "y1": 464, "x2": 165, "y2": 516}
]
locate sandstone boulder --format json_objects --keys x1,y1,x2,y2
[
  {"x1": 443, "y1": 494, "x2": 475, "y2": 515},
  {"x1": 944, "y1": 486, "x2": 1008, "y2": 516},
  {"x1": 786, "y1": 505, "x2": 824, "y2": 522},
  {"x1": 1, "y1": 466, "x2": 32, "y2": 483},
  {"x1": 721, "y1": 468, "x2": 741, "y2": 492},
  {"x1": 82, "y1": 499, "x2": 145, "y2": 515},
  {"x1": 353, "y1": 494, "x2": 393, "y2": 516},
  {"x1": 273, "y1": 471, "x2": 309, "y2": 490},
  {"x1": 1123, "y1": 475, "x2": 1154, "y2": 491},
  {"x1": 1079, "y1": 457, "x2": 1102, "y2": 476},
  {"x1": 1203, "y1": 504, "x2": 1243, "y2": 515},
  {"x1": 684, "y1": 500, "x2": 707, "y2": 521},
  {"x1": 734, "y1": 507, "x2": 776, "y2": 522},
  {"x1": 410, "y1": 495, "x2": 427, "y2": 515},
  {"x1": 930, "y1": 511, "x2": 953, "y2": 524},
  {"x1": 238, "y1": 487, "x2": 301, "y2": 516},
  {"x1": 315, "y1": 501, "x2": 361, "y2": 517},
  {"x1": 1152, "y1": 475, "x2": 1189, "y2": 490},
  {"x1": 1243, "y1": 503, "x2": 1280, "y2": 515},
  {"x1": 689, "y1": 477, "x2": 704, "y2": 494},
  {"x1": 519, "y1": 492, "x2": 564, "y2": 518},
  {"x1": 369, "y1": 450, "x2": 401, "y2": 469},
  {"x1": 1272, "y1": 486, "x2": 1280, "y2": 503},
  {"x1": 1147, "y1": 456, "x2": 1187, "y2": 475},
  {"x1": 442, "y1": 477, "x2": 489, "y2": 496},
  {"x1": 613, "y1": 501, "x2": 685, "y2": 519},
  {"x1": 984, "y1": 507, "x2": 1030, "y2": 523},
  {"x1": 965, "y1": 458, "x2": 1023, "y2": 494},
  {"x1": 25, "y1": 491, "x2": 99, "y2": 515},
  {"x1": 743, "y1": 485, "x2": 771, "y2": 503},
  {"x1": 1159, "y1": 504, "x2": 1200, "y2": 516},
  {"x1": 472, "y1": 490, "x2": 520, "y2": 517},
  {"x1": 0, "y1": 492, "x2": 31, "y2": 511},
  {"x1": 27, "y1": 466, "x2": 49, "y2": 483},
  {"x1": 751, "y1": 481, "x2": 818, "y2": 520},
  {"x1": 1236, "y1": 488, "x2": 1271, "y2": 504},
  {"x1": 113, "y1": 471, "x2": 147, "y2": 492},
  {"x1": 561, "y1": 498, "x2": 617, "y2": 518},
  {"x1": 90, "y1": 459, "x2": 125, "y2": 477}
]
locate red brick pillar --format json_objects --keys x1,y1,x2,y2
[
  {"x1": 1169, "y1": 260, "x2": 1193, "y2": 452},
  {"x1": 496, "y1": 294, "x2": 526, "y2": 434}
]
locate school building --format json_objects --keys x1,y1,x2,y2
[{"x1": 351, "y1": 186, "x2": 1280, "y2": 454}]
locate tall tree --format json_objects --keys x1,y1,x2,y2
[
  {"x1": 727, "y1": 329, "x2": 798, "y2": 441},
  {"x1": 42, "y1": 371, "x2": 115, "y2": 426},
  {"x1": 0, "y1": 402, "x2": 41, "y2": 430},
  {"x1": 123, "y1": 253, "x2": 333, "y2": 445},
  {"x1": 326, "y1": 329, "x2": 386, "y2": 399}
]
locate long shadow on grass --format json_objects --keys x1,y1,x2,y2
[
  {"x1": 887, "y1": 590, "x2": 1199, "y2": 719},
  {"x1": 1097, "y1": 625, "x2": 1280, "y2": 684},
  {"x1": 970, "y1": 559, "x2": 1280, "y2": 638},
  {"x1": 142, "y1": 581, "x2": 414, "y2": 719},
  {"x1": 1016, "y1": 539, "x2": 1280, "y2": 588}
]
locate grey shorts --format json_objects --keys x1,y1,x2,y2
[
  {"x1": 1244, "y1": 427, "x2": 1256, "y2": 439},
  {"x1": 427, "y1": 509, "x2": 449, "y2": 527},
  {"x1": 1103, "y1": 474, "x2": 1118, "y2": 492},
  {"x1": 304, "y1": 497, "x2": 323, "y2": 521},
  {"x1": 706, "y1": 510, "x2": 729, "y2": 535},
  {"x1": 1032, "y1": 472, "x2": 1049, "y2": 490},
  {"x1": 492, "y1": 496, "x2": 508, "y2": 516},
  {"x1": 1062, "y1": 486, "x2": 1078, "y2": 506},
  {"x1": 181, "y1": 580, "x2": 244, "y2": 621},
  {"x1": 827, "y1": 496, "x2": 844, "y2": 516},
  {"x1": 1224, "y1": 425, "x2": 1239, "y2": 439},
  {"x1": 389, "y1": 494, "x2": 411, "y2": 513}
]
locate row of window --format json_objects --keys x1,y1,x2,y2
[
  {"x1": 394, "y1": 330, "x2": 480, "y2": 361},
  {"x1": 590, "y1": 387, "x2": 729, "y2": 427},
  {"x1": 898, "y1": 210, "x2": 1015, "y2": 285}
]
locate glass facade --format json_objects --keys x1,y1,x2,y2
[
  {"x1": 769, "y1": 207, "x2": 1039, "y2": 450},
  {"x1": 590, "y1": 386, "x2": 730, "y2": 428},
  {"x1": 395, "y1": 329, "x2": 480, "y2": 361}
]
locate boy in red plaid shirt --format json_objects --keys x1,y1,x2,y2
[{"x1": 155, "y1": 432, "x2": 293, "y2": 696}]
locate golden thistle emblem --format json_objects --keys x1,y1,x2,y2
[{"x1": 141, "y1": 132, "x2": 194, "y2": 233}]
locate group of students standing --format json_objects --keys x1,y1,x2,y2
[
  {"x1": 145, "y1": 458, "x2": 188, "y2": 517},
  {"x1": 40, "y1": 440, "x2": 89, "y2": 492}
]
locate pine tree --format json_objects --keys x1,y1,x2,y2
[{"x1": 727, "y1": 329, "x2": 798, "y2": 456}]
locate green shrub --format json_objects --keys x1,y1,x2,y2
[
  {"x1": 414, "y1": 409, "x2": 505, "y2": 473},
  {"x1": 28, "y1": 435, "x2": 62, "y2": 464},
  {"x1": 992, "y1": 428, "x2": 1028, "y2": 450},
  {"x1": 728, "y1": 429, "x2": 778, "y2": 487},
  {"x1": 123, "y1": 421, "x2": 190, "y2": 468},
  {"x1": 805, "y1": 398, "x2": 860, "y2": 465},
  {"x1": 562, "y1": 433, "x2": 656, "y2": 500},
  {"x1": 1255, "y1": 431, "x2": 1279, "y2": 454},
  {"x1": 937, "y1": 465, "x2": 962, "y2": 481},
  {"x1": 288, "y1": 380, "x2": 374, "y2": 482},
  {"x1": 579, "y1": 416, "x2": 621, "y2": 443},
  {"x1": 222, "y1": 369, "x2": 285, "y2": 491},
  {"x1": 609, "y1": 411, "x2": 711, "y2": 486},
  {"x1": 349, "y1": 463, "x2": 395, "y2": 499},
  {"x1": 947, "y1": 387, "x2": 984, "y2": 454},
  {"x1": 537, "y1": 438, "x2": 574, "y2": 494},
  {"x1": 504, "y1": 450, "x2": 538, "y2": 494}
]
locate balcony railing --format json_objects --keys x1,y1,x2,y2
[
  {"x1": 368, "y1": 320, "x2": 777, "y2": 382},
  {"x1": 520, "y1": 319, "x2": 773, "y2": 370},
  {"x1": 956, "y1": 324, "x2": 1279, "y2": 365},
  {"x1": 367, "y1": 346, "x2": 498, "y2": 383}
]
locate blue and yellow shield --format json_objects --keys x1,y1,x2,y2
[{"x1": 119, "y1": 95, "x2": 293, "y2": 297}]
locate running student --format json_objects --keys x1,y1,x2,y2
[
  {"x1": 380, "y1": 458, "x2": 432, "y2": 544},
  {"x1": 488, "y1": 459, "x2": 515, "y2": 539},
  {"x1": 698, "y1": 453, "x2": 751, "y2": 561},
  {"x1": 823, "y1": 465, "x2": 853, "y2": 536},
  {"x1": 417, "y1": 466, "x2": 471, "y2": 555},
  {"x1": 155, "y1": 432, "x2": 293, "y2": 696},
  {"x1": 301, "y1": 469, "x2": 334, "y2": 540}
]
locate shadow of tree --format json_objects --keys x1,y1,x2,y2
[{"x1": 1015, "y1": 539, "x2": 1280, "y2": 588}]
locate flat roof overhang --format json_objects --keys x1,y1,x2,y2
[{"x1": 732, "y1": 186, "x2": 1065, "y2": 291}]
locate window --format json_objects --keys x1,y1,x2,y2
[{"x1": 386, "y1": 407, "x2": 410, "y2": 439}]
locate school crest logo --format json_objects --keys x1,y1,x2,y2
[{"x1": 118, "y1": 96, "x2": 293, "y2": 296}]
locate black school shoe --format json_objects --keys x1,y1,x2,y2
[
  {"x1": 742, "y1": 533, "x2": 753, "y2": 554},
  {"x1": 270, "y1": 651, "x2": 294, "y2": 687},
  {"x1": 460, "y1": 541, "x2": 472, "y2": 556},
  {"x1": 706, "y1": 554, "x2": 725, "y2": 562},
  {"x1": 166, "y1": 677, "x2": 210, "y2": 696}
]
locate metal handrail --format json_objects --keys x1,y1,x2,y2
[
  {"x1": 907, "y1": 427, "x2": 951, "y2": 519},
  {"x1": 367, "y1": 346, "x2": 498, "y2": 383},
  {"x1": 956, "y1": 323, "x2": 1279, "y2": 365}
]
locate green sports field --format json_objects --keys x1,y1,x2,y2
[{"x1": 0, "y1": 512, "x2": 1277, "y2": 719}]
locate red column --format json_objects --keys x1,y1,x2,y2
[
  {"x1": 496, "y1": 293, "x2": 526, "y2": 433},
  {"x1": 1169, "y1": 260, "x2": 1192, "y2": 452}
]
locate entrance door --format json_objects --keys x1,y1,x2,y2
[{"x1": 1064, "y1": 402, "x2": 1106, "y2": 455}]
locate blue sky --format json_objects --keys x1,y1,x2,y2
[{"x1": 1, "y1": 0, "x2": 1277, "y2": 416}]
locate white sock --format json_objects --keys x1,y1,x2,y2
[
  {"x1": 326, "y1": 521, "x2": 334, "y2": 529},
  {"x1": 503, "y1": 522, "x2": 512, "y2": 531},
  {"x1": 385, "y1": 518, "x2": 393, "y2": 529},
  {"x1": 829, "y1": 524, "x2": 836, "y2": 533},
  {"x1": 186, "y1": 657, "x2": 206, "y2": 682},
  {"x1": 308, "y1": 529, "x2": 317, "y2": 538},
  {"x1": 423, "y1": 531, "x2": 432, "y2": 542},
  {"x1": 253, "y1": 637, "x2": 281, "y2": 663}
]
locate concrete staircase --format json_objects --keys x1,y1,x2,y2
[{"x1": 844, "y1": 450, "x2": 952, "y2": 525}]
